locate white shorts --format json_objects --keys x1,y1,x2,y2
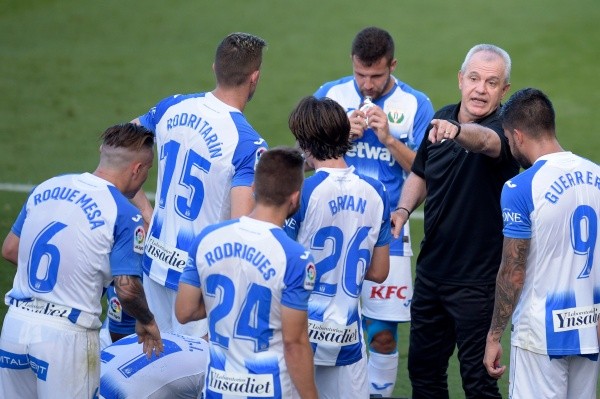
[
  {"x1": 143, "y1": 276, "x2": 208, "y2": 337},
  {"x1": 314, "y1": 355, "x2": 368, "y2": 399},
  {"x1": 509, "y1": 345, "x2": 599, "y2": 399},
  {"x1": 0, "y1": 306, "x2": 100, "y2": 399},
  {"x1": 361, "y1": 255, "x2": 412, "y2": 322}
]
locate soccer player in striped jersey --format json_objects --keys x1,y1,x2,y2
[
  {"x1": 286, "y1": 96, "x2": 391, "y2": 398},
  {"x1": 0, "y1": 123, "x2": 162, "y2": 398},
  {"x1": 314, "y1": 27, "x2": 434, "y2": 396},
  {"x1": 176, "y1": 147, "x2": 318, "y2": 399},
  {"x1": 484, "y1": 88, "x2": 600, "y2": 398},
  {"x1": 131, "y1": 33, "x2": 269, "y2": 338}
]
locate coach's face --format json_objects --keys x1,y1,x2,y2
[
  {"x1": 458, "y1": 51, "x2": 510, "y2": 123},
  {"x1": 352, "y1": 56, "x2": 396, "y2": 101}
]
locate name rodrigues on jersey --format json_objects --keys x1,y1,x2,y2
[
  {"x1": 208, "y1": 368, "x2": 274, "y2": 396},
  {"x1": 32, "y1": 186, "x2": 105, "y2": 230},
  {"x1": 346, "y1": 142, "x2": 396, "y2": 167},
  {"x1": 329, "y1": 195, "x2": 367, "y2": 216},
  {"x1": 204, "y1": 242, "x2": 276, "y2": 280},
  {"x1": 544, "y1": 170, "x2": 600, "y2": 204},
  {"x1": 166, "y1": 112, "x2": 223, "y2": 158}
]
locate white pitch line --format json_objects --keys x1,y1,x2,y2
[{"x1": 0, "y1": 182, "x2": 423, "y2": 219}]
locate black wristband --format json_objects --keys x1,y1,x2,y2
[
  {"x1": 395, "y1": 206, "x2": 412, "y2": 216},
  {"x1": 448, "y1": 119, "x2": 461, "y2": 138}
]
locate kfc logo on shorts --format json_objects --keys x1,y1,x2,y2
[{"x1": 369, "y1": 285, "x2": 408, "y2": 299}]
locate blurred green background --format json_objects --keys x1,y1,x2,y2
[{"x1": 1, "y1": 0, "x2": 598, "y2": 397}]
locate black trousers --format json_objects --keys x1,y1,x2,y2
[{"x1": 408, "y1": 273, "x2": 502, "y2": 399}]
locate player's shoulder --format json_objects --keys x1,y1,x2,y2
[{"x1": 314, "y1": 76, "x2": 355, "y2": 97}]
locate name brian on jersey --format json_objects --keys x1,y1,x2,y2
[
  {"x1": 329, "y1": 195, "x2": 367, "y2": 215},
  {"x1": 167, "y1": 112, "x2": 223, "y2": 158},
  {"x1": 204, "y1": 242, "x2": 276, "y2": 280},
  {"x1": 33, "y1": 186, "x2": 104, "y2": 230},
  {"x1": 346, "y1": 142, "x2": 396, "y2": 167}
]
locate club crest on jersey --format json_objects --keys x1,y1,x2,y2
[
  {"x1": 387, "y1": 110, "x2": 405, "y2": 124},
  {"x1": 304, "y1": 262, "x2": 316, "y2": 290},
  {"x1": 133, "y1": 226, "x2": 145, "y2": 254}
]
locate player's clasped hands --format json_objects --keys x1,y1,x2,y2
[{"x1": 348, "y1": 109, "x2": 368, "y2": 141}]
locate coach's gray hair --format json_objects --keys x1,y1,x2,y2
[{"x1": 461, "y1": 44, "x2": 511, "y2": 84}]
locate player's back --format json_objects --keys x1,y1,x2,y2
[
  {"x1": 6, "y1": 172, "x2": 143, "y2": 328},
  {"x1": 503, "y1": 152, "x2": 600, "y2": 356},
  {"x1": 286, "y1": 166, "x2": 391, "y2": 366},
  {"x1": 100, "y1": 332, "x2": 208, "y2": 399},
  {"x1": 190, "y1": 216, "x2": 312, "y2": 398},
  {"x1": 139, "y1": 92, "x2": 267, "y2": 289}
]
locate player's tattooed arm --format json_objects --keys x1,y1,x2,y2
[
  {"x1": 114, "y1": 275, "x2": 155, "y2": 325},
  {"x1": 488, "y1": 237, "x2": 530, "y2": 341}
]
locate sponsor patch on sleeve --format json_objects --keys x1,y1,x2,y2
[
  {"x1": 304, "y1": 262, "x2": 316, "y2": 291},
  {"x1": 133, "y1": 226, "x2": 146, "y2": 254}
]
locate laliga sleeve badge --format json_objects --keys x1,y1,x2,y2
[
  {"x1": 304, "y1": 262, "x2": 316, "y2": 291},
  {"x1": 133, "y1": 226, "x2": 146, "y2": 254}
]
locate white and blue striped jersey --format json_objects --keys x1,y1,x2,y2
[
  {"x1": 100, "y1": 332, "x2": 208, "y2": 399},
  {"x1": 314, "y1": 77, "x2": 433, "y2": 256},
  {"x1": 501, "y1": 152, "x2": 600, "y2": 356},
  {"x1": 179, "y1": 216, "x2": 315, "y2": 398},
  {"x1": 285, "y1": 166, "x2": 392, "y2": 366},
  {"x1": 138, "y1": 92, "x2": 268, "y2": 290},
  {"x1": 6, "y1": 173, "x2": 145, "y2": 329}
]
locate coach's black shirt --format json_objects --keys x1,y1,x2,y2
[{"x1": 412, "y1": 102, "x2": 519, "y2": 285}]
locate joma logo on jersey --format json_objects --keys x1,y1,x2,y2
[{"x1": 346, "y1": 142, "x2": 396, "y2": 167}]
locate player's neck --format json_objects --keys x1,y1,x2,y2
[
  {"x1": 247, "y1": 204, "x2": 288, "y2": 228},
  {"x1": 212, "y1": 86, "x2": 249, "y2": 112},
  {"x1": 312, "y1": 157, "x2": 348, "y2": 170}
]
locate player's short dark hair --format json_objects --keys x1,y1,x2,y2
[
  {"x1": 254, "y1": 147, "x2": 304, "y2": 206},
  {"x1": 214, "y1": 32, "x2": 267, "y2": 87},
  {"x1": 289, "y1": 96, "x2": 351, "y2": 161},
  {"x1": 100, "y1": 123, "x2": 154, "y2": 151},
  {"x1": 351, "y1": 27, "x2": 394, "y2": 66},
  {"x1": 500, "y1": 88, "x2": 556, "y2": 138}
]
